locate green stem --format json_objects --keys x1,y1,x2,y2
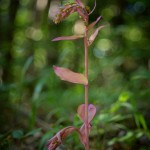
[{"x1": 84, "y1": 27, "x2": 89, "y2": 150}]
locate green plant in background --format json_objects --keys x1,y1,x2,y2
[
  {"x1": 0, "y1": 0, "x2": 150, "y2": 149},
  {"x1": 47, "y1": 0, "x2": 104, "y2": 149}
]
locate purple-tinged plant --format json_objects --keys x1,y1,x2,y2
[{"x1": 47, "y1": 0, "x2": 104, "y2": 149}]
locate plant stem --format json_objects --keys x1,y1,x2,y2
[{"x1": 84, "y1": 26, "x2": 89, "y2": 150}]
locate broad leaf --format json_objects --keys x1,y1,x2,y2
[
  {"x1": 47, "y1": 126, "x2": 82, "y2": 150},
  {"x1": 88, "y1": 16, "x2": 102, "y2": 30},
  {"x1": 52, "y1": 35, "x2": 84, "y2": 41},
  {"x1": 77, "y1": 104, "x2": 96, "y2": 147},
  {"x1": 77, "y1": 104, "x2": 96, "y2": 123},
  {"x1": 88, "y1": 25, "x2": 105, "y2": 46},
  {"x1": 53, "y1": 66, "x2": 88, "y2": 85},
  {"x1": 12, "y1": 130, "x2": 24, "y2": 139}
]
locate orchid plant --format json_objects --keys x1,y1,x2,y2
[{"x1": 47, "y1": 0, "x2": 104, "y2": 149}]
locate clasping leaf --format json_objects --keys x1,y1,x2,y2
[{"x1": 53, "y1": 66, "x2": 88, "y2": 85}]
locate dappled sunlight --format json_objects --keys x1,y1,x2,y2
[
  {"x1": 73, "y1": 20, "x2": 86, "y2": 35},
  {"x1": 101, "y1": 5, "x2": 120, "y2": 20},
  {"x1": 34, "y1": 48, "x2": 47, "y2": 69},
  {"x1": 49, "y1": 0, "x2": 60, "y2": 20},
  {"x1": 26, "y1": 27, "x2": 43, "y2": 41},
  {"x1": 93, "y1": 38, "x2": 112, "y2": 58},
  {"x1": 0, "y1": 0, "x2": 150, "y2": 149},
  {"x1": 36, "y1": 0, "x2": 48, "y2": 11},
  {"x1": 125, "y1": 27, "x2": 142, "y2": 42},
  {"x1": 96, "y1": 38, "x2": 112, "y2": 52}
]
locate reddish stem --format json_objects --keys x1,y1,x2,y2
[{"x1": 84, "y1": 27, "x2": 89, "y2": 150}]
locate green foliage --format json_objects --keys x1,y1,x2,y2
[
  {"x1": 0, "y1": 0, "x2": 150, "y2": 149},
  {"x1": 12, "y1": 130, "x2": 24, "y2": 139}
]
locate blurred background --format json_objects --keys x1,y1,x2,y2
[{"x1": 0, "y1": 0, "x2": 150, "y2": 149}]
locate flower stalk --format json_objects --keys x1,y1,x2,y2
[
  {"x1": 47, "y1": 0, "x2": 104, "y2": 149},
  {"x1": 84, "y1": 27, "x2": 89, "y2": 150}
]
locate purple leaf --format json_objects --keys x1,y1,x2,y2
[
  {"x1": 53, "y1": 66, "x2": 88, "y2": 85},
  {"x1": 88, "y1": 104, "x2": 97, "y2": 123},
  {"x1": 52, "y1": 35, "x2": 84, "y2": 41},
  {"x1": 77, "y1": 104, "x2": 96, "y2": 123},
  {"x1": 88, "y1": 16, "x2": 102, "y2": 30},
  {"x1": 47, "y1": 126, "x2": 82, "y2": 150},
  {"x1": 88, "y1": 25, "x2": 105, "y2": 45},
  {"x1": 79, "y1": 123, "x2": 92, "y2": 146},
  {"x1": 77, "y1": 104, "x2": 96, "y2": 147}
]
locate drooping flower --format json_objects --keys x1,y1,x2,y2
[
  {"x1": 53, "y1": 1, "x2": 88, "y2": 24},
  {"x1": 52, "y1": 0, "x2": 104, "y2": 46}
]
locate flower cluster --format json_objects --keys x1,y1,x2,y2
[{"x1": 54, "y1": 2, "x2": 88, "y2": 24}]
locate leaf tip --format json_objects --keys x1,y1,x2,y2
[
  {"x1": 53, "y1": 65, "x2": 57, "y2": 70},
  {"x1": 53, "y1": 66, "x2": 58, "y2": 73},
  {"x1": 98, "y1": 16, "x2": 102, "y2": 20},
  {"x1": 52, "y1": 38, "x2": 56, "y2": 42}
]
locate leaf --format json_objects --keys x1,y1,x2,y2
[
  {"x1": 52, "y1": 35, "x2": 84, "y2": 41},
  {"x1": 88, "y1": 16, "x2": 102, "y2": 30},
  {"x1": 88, "y1": 104, "x2": 97, "y2": 122},
  {"x1": 88, "y1": 25, "x2": 105, "y2": 46},
  {"x1": 79, "y1": 123, "x2": 92, "y2": 146},
  {"x1": 77, "y1": 104, "x2": 96, "y2": 123},
  {"x1": 25, "y1": 128, "x2": 42, "y2": 137},
  {"x1": 47, "y1": 126, "x2": 82, "y2": 150},
  {"x1": 12, "y1": 130, "x2": 24, "y2": 139},
  {"x1": 77, "y1": 104, "x2": 96, "y2": 147},
  {"x1": 47, "y1": 104, "x2": 96, "y2": 149},
  {"x1": 53, "y1": 66, "x2": 88, "y2": 85},
  {"x1": 22, "y1": 56, "x2": 33, "y2": 76}
]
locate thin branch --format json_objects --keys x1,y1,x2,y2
[{"x1": 88, "y1": 0, "x2": 96, "y2": 15}]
